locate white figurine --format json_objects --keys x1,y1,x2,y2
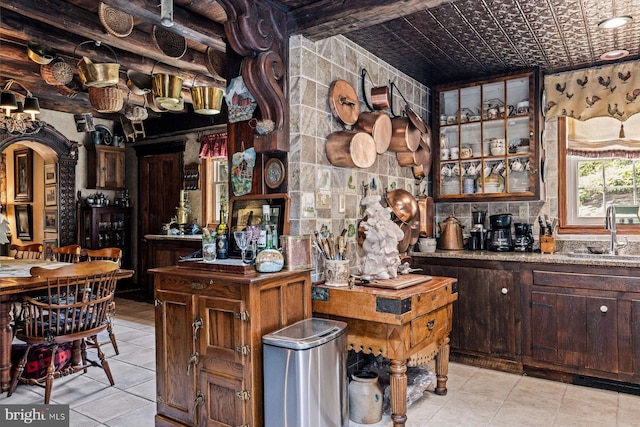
[{"x1": 359, "y1": 195, "x2": 404, "y2": 280}]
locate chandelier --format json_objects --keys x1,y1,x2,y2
[{"x1": 0, "y1": 80, "x2": 45, "y2": 136}]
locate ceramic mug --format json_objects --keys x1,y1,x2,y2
[
  {"x1": 441, "y1": 148, "x2": 450, "y2": 160},
  {"x1": 452, "y1": 164, "x2": 461, "y2": 176},
  {"x1": 441, "y1": 164, "x2": 453, "y2": 177},
  {"x1": 483, "y1": 165, "x2": 492, "y2": 178},
  {"x1": 490, "y1": 139, "x2": 505, "y2": 156},
  {"x1": 440, "y1": 114, "x2": 447, "y2": 125},
  {"x1": 511, "y1": 158, "x2": 524, "y2": 172},
  {"x1": 466, "y1": 163, "x2": 478, "y2": 176},
  {"x1": 488, "y1": 107, "x2": 499, "y2": 119},
  {"x1": 493, "y1": 161, "x2": 506, "y2": 174},
  {"x1": 450, "y1": 147, "x2": 459, "y2": 159},
  {"x1": 517, "y1": 100, "x2": 530, "y2": 114},
  {"x1": 460, "y1": 146, "x2": 473, "y2": 159}
]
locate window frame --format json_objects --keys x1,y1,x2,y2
[{"x1": 558, "y1": 116, "x2": 640, "y2": 235}]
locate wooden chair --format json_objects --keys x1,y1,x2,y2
[
  {"x1": 51, "y1": 244, "x2": 81, "y2": 263},
  {"x1": 10, "y1": 243, "x2": 43, "y2": 259},
  {"x1": 81, "y1": 248, "x2": 123, "y2": 355},
  {"x1": 8, "y1": 261, "x2": 120, "y2": 404}
]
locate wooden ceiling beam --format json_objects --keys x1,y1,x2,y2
[{"x1": 287, "y1": 0, "x2": 453, "y2": 41}]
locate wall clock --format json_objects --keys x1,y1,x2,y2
[{"x1": 265, "y1": 158, "x2": 285, "y2": 189}]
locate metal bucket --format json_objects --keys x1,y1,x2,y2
[
  {"x1": 191, "y1": 86, "x2": 224, "y2": 115},
  {"x1": 152, "y1": 73, "x2": 184, "y2": 106}
]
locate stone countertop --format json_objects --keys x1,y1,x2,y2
[
  {"x1": 145, "y1": 234, "x2": 202, "y2": 241},
  {"x1": 409, "y1": 249, "x2": 640, "y2": 268}
]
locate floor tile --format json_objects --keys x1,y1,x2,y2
[
  {"x1": 104, "y1": 402, "x2": 156, "y2": 427},
  {"x1": 73, "y1": 389, "x2": 150, "y2": 423}
]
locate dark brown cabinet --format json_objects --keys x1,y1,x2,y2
[
  {"x1": 527, "y1": 270, "x2": 640, "y2": 381},
  {"x1": 79, "y1": 206, "x2": 130, "y2": 268},
  {"x1": 151, "y1": 266, "x2": 311, "y2": 427},
  {"x1": 86, "y1": 145, "x2": 125, "y2": 190},
  {"x1": 140, "y1": 237, "x2": 201, "y2": 297}
]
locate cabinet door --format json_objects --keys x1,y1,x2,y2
[
  {"x1": 197, "y1": 296, "x2": 246, "y2": 365},
  {"x1": 530, "y1": 290, "x2": 619, "y2": 372},
  {"x1": 198, "y1": 370, "x2": 248, "y2": 427},
  {"x1": 98, "y1": 148, "x2": 125, "y2": 189},
  {"x1": 155, "y1": 289, "x2": 198, "y2": 426},
  {"x1": 456, "y1": 267, "x2": 518, "y2": 357}
]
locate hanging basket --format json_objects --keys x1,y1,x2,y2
[
  {"x1": 152, "y1": 25, "x2": 187, "y2": 59},
  {"x1": 40, "y1": 58, "x2": 73, "y2": 85},
  {"x1": 75, "y1": 41, "x2": 120, "y2": 88},
  {"x1": 98, "y1": 2, "x2": 134, "y2": 38},
  {"x1": 88, "y1": 86, "x2": 123, "y2": 113}
]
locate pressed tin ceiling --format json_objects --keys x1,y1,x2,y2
[{"x1": 339, "y1": 0, "x2": 640, "y2": 86}]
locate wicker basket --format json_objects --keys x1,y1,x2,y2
[
  {"x1": 40, "y1": 58, "x2": 73, "y2": 85},
  {"x1": 88, "y1": 86, "x2": 123, "y2": 113},
  {"x1": 123, "y1": 104, "x2": 148, "y2": 121},
  {"x1": 98, "y1": 2, "x2": 134, "y2": 38},
  {"x1": 152, "y1": 25, "x2": 187, "y2": 59}
]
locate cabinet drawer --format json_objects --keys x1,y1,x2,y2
[
  {"x1": 412, "y1": 281, "x2": 455, "y2": 316},
  {"x1": 410, "y1": 306, "x2": 448, "y2": 347},
  {"x1": 156, "y1": 275, "x2": 242, "y2": 299}
]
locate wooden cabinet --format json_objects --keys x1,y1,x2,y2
[
  {"x1": 141, "y1": 236, "x2": 201, "y2": 297},
  {"x1": 433, "y1": 69, "x2": 540, "y2": 201},
  {"x1": 79, "y1": 206, "x2": 130, "y2": 268},
  {"x1": 418, "y1": 262, "x2": 520, "y2": 362},
  {"x1": 526, "y1": 269, "x2": 640, "y2": 382},
  {"x1": 86, "y1": 145, "x2": 125, "y2": 189},
  {"x1": 151, "y1": 266, "x2": 312, "y2": 427}
]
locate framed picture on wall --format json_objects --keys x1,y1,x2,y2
[
  {"x1": 45, "y1": 185, "x2": 57, "y2": 206},
  {"x1": 14, "y1": 148, "x2": 33, "y2": 202},
  {"x1": 44, "y1": 164, "x2": 56, "y2": 185},
  {"x1": 15, "y1": 204, "x2": 33, "y2": 241},
  {"x1": 44, "y1": 208, "x2": 58, "y2": 232}
]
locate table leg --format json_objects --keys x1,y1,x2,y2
[
  {"x1": 435, "y1": 337, "x2": 450, "y2": 395},
  {"x1": 0, "y1": 298, "x2": 12, "y2": 393},
  {"x1": 389, "y1": 358, "x2": 407, "y2": 427}
]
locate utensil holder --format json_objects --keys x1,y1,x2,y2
[{"x1": 540, "y1": 235, "x2": 555, "y2": 254}]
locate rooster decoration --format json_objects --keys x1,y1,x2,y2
[
  {"x1": 555, "y1": 82, "x2": 566, "y2": 94},
  {"x1": 598, "y1": 76, "x2": 611, "y2": 88},
  {"x1": 607, "y1": 103, "x2": 624, "y2": 118},
  {"x1": 585, "y1": 95, "x2": 601, "y2": 108},
  {"x1": 618, "y1": 71, "x2": 632, "y2": 83},
  {"x1": 577, "y1": 76, "x2": 588, "y2": 87},
  {"x1": 626, "y1": 89, "x2": 640, "y2": 103}
]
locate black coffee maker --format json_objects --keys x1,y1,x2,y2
[
  {"x1": 468, "y1": 210, "x2": 486, "y2": 250},
  {"x1": 487, "y1": 213, "x2": 513, "y2": 251},
  {"x1": 514, "y1": 223, "x2": 534, "y2": 252}
]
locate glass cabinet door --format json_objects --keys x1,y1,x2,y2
[{"x1": 434, "y1": 69, "x2": 539, "y2": 201}]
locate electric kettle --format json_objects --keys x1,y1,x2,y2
[{"x1": 437, "y1": 214, "x2": 465, "y2": 250}]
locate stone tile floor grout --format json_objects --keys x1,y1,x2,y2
[{"x1": 2, "y1": 298, "x2": 640, "y2": 426}]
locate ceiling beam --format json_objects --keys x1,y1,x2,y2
[{"x1": 287, "y1": 0, "x2": 453, "y2": 41}]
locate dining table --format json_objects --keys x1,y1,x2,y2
[{"x1": 0, "y1": 257, "x2": 134, "y2": 393}]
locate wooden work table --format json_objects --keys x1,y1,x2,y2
[{"x1": 312, "y1": 274, "x2": 458, "y2": 427}]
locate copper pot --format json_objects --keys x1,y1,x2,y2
[
  {"x1": 371, "y1": 86, "x2": 390, "y2": 110},
  {"x1": 355, "y1": 112, "x2": 392, "y2": 154},
  {"x1": 389, "y1": 117, "x2": 421, "y2": 152},
  {"x1": 326, "y1": 131, "x2": 377, "y2": 168},
  {"x1": 385, "y1": 189, "x2": 419, "y2": 224}
]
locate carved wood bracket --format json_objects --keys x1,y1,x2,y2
[{"x1": 218, "y1": 0, "x2": 290, "y2": 153}]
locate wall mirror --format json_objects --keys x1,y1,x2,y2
[{"x1": 228, "y1": 193, "x2": 289, "y2": 257}]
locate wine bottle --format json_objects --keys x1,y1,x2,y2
[{"x1": 216, "y1": 209, "x2": 229, "y2": 259}]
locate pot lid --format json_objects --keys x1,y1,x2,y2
[
  {"x1": 329, "y1": 79, "x2": 360, "y2": 126},
  {"x1": 405, "y1": 106, "x2": 428, "y2": 134}
]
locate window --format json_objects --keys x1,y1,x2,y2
[
  {"x1": 559, "y1": 116, "x2": 640, "y2": 233},
  {"x1": 201, "y1": 158, "x2": 228, "y2": 227}
]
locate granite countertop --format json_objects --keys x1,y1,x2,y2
[
  {"x1": 145, "y1": 234, "x2": 202, "y2": 241},
  {"x1": 409, "y1": 249, "x2": 640, "y2": 268}
]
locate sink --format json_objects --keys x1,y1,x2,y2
[{"x1": 566, "y1": 252, "x2": 640, "y2": 261}]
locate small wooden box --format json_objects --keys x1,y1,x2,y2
[{"x1": 281, "y1": 234, "x2": 313, "y2": 270}]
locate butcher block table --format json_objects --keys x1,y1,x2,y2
[{"x1": 312, "y1": 274, "x2": 458, "y2": 427}]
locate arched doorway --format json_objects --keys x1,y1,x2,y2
[{"x1": 0, "y1": 125, "x2": 78, "y2": 246}]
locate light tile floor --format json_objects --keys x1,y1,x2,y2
[{"x1": 2, "y1": 298, "x2": 640, "y2": 426}]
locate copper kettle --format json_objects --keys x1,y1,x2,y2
[{"x1": 438, "y1": 214, "x2": 465, "y2": 250}]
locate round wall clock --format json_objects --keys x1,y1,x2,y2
[{"x1": 265, "y1": 158, "x2": 285, "y2": 189}]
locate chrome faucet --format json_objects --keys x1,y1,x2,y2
[{"x1": 605, "y1": 205, "x2": 628, "y2": 255}]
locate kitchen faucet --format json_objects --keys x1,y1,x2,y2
[{"x1": 605, "y1": 205, "x2": 628, "y2": 255}]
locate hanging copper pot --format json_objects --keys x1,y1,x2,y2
[
  {"x1": 326, "y1": 131, "x2": 377, "y2": 168},
  {"x1": 355, "y1": 112, "x2": 391, "y2": 154},
  {"x1": 371, "y1": 86, "x2": 390, "y2": 110},
  {"x1": 389, "y1": 117, "x2": 421, "y2": 152}
]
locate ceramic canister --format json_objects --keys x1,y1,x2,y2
[{"x1": 348, "y1": 371, "x2": 383, "y2": 424}]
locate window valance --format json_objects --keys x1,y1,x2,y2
[
  {"x1": 567, "y1": 114, "x2": 640, "y2": 158},
  {"x1": 544, "y1": 61, "x2": 640, "y2": 122},
  {"x1": 199, "y1": 132, "x2": 228, "y2": 159}
]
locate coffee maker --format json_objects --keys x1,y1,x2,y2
[
  {"x1": 487, "y1": 213, "x2": 513, "y2": 251},
  {"x1": 513, "y1": 223, "x2": 534, "y2": 252},
  {"x1": 468, "y1": 210, "x2": 486, "y2": 250}
]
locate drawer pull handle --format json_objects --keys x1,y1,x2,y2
[
  {"x1": 600, "y1": 305, "x2": 608, "y2": 313},
  {"x1": 501, "y1": 287, "x2": 508, "y2": 295},
  {"x1": 193, "y1": 391, "x2": 204, "y2": 411},
  {"x1": 191, "y1": 281, "x2": 204, "y2": 290},
  {"x1": 426, "y1": 319, "x2": 435, "y2": 330},
  {"x1": 186, "y1": 352, "x2": 199, "y2": 376}
]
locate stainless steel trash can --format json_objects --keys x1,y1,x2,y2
[{"x1": 263, "y1": 318, "x2": 348, "y2": 427}]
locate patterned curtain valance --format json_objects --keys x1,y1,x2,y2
[
  {"x1": 567, "y1": 114, "x2": 640, "y2": 159},
  {"x1": 199, "y1": 132, "x2": 228, "y2": 159},
  {"x1": 544, "y1": 61, "x2": 640, "y2": 122}
]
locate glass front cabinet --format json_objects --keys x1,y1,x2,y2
[{"x1": 433, "y1": 69, "x2": 541, "y2": 202}]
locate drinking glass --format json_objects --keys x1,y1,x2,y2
[
  {"x1": 233, "y1": 231, "x2": 250, "y2": 263},
  {"x1": 202, "y1": 234, "x2": 217, "y2": 263}
]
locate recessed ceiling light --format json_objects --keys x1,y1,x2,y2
[
  {"x1": 600, "y1": 49, "x2": 630, "y2": 61},
  {"x1": 598, "y1": 15, "x2": 633, "y2": 29}
]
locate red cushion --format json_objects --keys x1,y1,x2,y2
[{"x1": 11, "y1": 343, "x2": 73, "y2": 379}]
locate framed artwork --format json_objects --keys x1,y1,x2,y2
[
  {"x1": 14, "y1": 148, "x2": 33, "y2": 202},
  {"x1": 44, "y1": 208, "x2": 58, "y2": 232},
  {"x1": 15, "y1": 204, "x2": 33, "y2": 241},
  {"x1": 45, "y1": 184, "x2": 57, "y2": 206},
  {"x1": 44, "y1": 163, "x2": 56, "y2": 185},
  {"x1": 229, "y1": 193, "x2": 289, "y2": 258}
]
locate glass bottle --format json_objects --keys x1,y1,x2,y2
[
  {"x1": 256, "y1": 205, "x2": 269, "y2": 251},
  {"x1": 216, "y1": 209, "x2": 229, "y2": 259}
]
